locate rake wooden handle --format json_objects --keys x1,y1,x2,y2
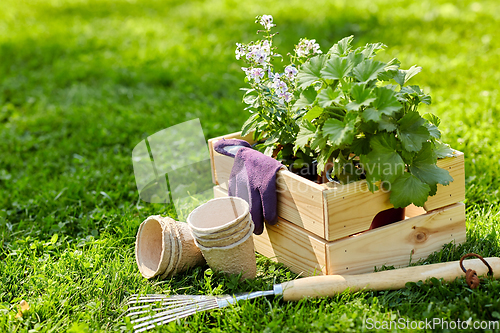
[{"x1": 281, "y1": 257, "x2": 500, "y2": 301}]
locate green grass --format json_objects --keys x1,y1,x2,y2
[{"x1": 1, "y1": 0, "x2": 500, "y2": 331}]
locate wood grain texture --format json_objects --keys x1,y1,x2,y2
[
  {"x1": 425, "y1": 151, "x2": 465, "y2": 211},
  {"x1": 326, "y1": 203, "x2": 466, "y2": 275},
  {"x1": 253, "y1": 218, "x2": 328, "y2": 276},
  {"x1": 275, "y1": 171, "x2": 325, "y2": 237},
  {"x1": 323, "y1": 152, "x2": 464, "y2": 241},
  {"x1": 214, "y1": 186, "x2": 467, "y2": 277},
  {"x1": 323, "y1": 181, "x2": 393, "y2": 241}
]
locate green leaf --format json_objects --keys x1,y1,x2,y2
[
  {"x1": 51, "y1": 234, "x2": 59, "y2": 244},
  {"x1": 328, "y1": 35, "x2": 354, "y2": 56},
  {"x1": 362, "y1": 133, "x2": 405, "y2": 186},
  {"x1": 346, "y1": 84, "x2": 375, "y2": 111},
  {"x1": 394, "y1": 65, "x2": 422, "y2": 86},
  {"x1": 378, "y1": 115, "x2": 397, "y2": 132},
  {"x1": 378, "y1": 58, "x2": 401, "y2": 81},
  {"x1": 317, "y1": 146, "x2": 336, "y2": 175},
  {"x1": 303, "y1": 106, "x2": 324, "y2": 121},
  {"x1": 372, "y1": 87, "x2": 402, "y2": 116},
  {"x1": 310, "y1": 135, "x2": 327, "y2": 152},
  {"x1": 353, "y1": 59, "x2": 386, "y2": 83},
  {"x1": 294, "y1": 121, "x2": 317, "y2": 153},
  {"x1": 425, "y1": 122, "x2": 441, "y2": 139},
  {"x1": 241, "y1": 113, "x2": 259, "y2": 136},
  {"x1": 361, "y1": 42, "x2": 386, "y2": 59},
  {"x1": 293, "y1": 86, "x2": 317, "y2": 111},
  {"x1": 390, "y1": 173, "x2": 431, "y2": 208},
  {"x1": 385, "y1": 58, "x2": 401, "y2": 71},
  {"x1": 423, "y1": 113, "x2": 441, "y2": 126},
  {"x1": 323, "y1": 118, "x2": 355, "y2": 147},
  {"x1": 409, "y1": 143, "x2": 454, "y2": 187},
  {"x1": 263, "y1": 145, "x2": 275, "y2": 157},
  {"x1": 351, "y1": 136, "x2": 371, "y2": 155},
  {"x1": 347, "y1": 52, "x2": 365, "y2": 68},
  {"x1": 400, "y1": 85, "x2": 431, "y2": 105},
  {"x1": 321, "y1": 56, "x2": 353, "y2": 80},
  {"x1": 317, "y1": 87, "x2": 341, "y2": 108},
  {"x1": 397, "y1": 111, "x2": 430, "y2": 152},
  {"x1": 362, "y1": 108, "x2": 380, "y2": 123},
  {"x1": 434, "y1": 141, "x2": 455, "y2": 158},
  {"x1": 297, "y1": 55, "x2": 327, "y2": 89}
]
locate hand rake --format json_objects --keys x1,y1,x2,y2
[{"x1": 123, "y1": 257, "x2": 500, "y2": 332}]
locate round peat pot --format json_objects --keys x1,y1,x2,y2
[
  {"x1": 196, "y1": 224, "x2": 257, "y2": 280},
  {"x1": 194, "y1": 221, "x2": 253, "y2": 248},
  {"x1": 187, "y1": 197, "x2": 251, "y2": 237},
  {"x1": 135, "y1": 216, "x2": 205, "y2": 279}
]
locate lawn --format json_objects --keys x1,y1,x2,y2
[{"x1": 1, "y1": 0, "x2": 499, "y2": 331}]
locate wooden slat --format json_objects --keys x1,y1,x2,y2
[
  {"x1": 214, "y1": 185, "x2": 327, "y2": 276},
  {"x1": 425, "y1": 151, "x2": 465, "y2": 211},
  {"x1": 275, "y1": 171, "x2": 325, "y2": 237},
  {"x1": 323, "y1": 152, "x2": 464, "y2": 242},
  {"x1": 207, "y1": 138, "x2": 217, "y2": 185},
  {"x1": 405, "y1": 204, "x2": 426, "y2": 218},
  {"x1": 326, "y1": 203, "x2": 466, "y2": 275},
  {"x1": 323, "y1": 181, "x2": 393, "y2": 241},
  {"x1": 254, "y1": 218, "x2": 328, "y2": 276}
]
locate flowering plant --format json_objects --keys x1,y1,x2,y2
[
  {"x1": 236, "y1": 15, "x2": 455, "y2": 208},
  {"x1": 236, "y1": 15, "x2": 323, "y2": 166}
]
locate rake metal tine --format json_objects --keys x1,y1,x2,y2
[
  {"x1": 130, "y1": 299, "x2": 216, "y2": 324},
  {"x1": 127, "y1": 299, "x2": 202, "y2": 313},
  {"x1": 127, "y1": 294, "x2": 216, "y2": 305},
  {"x1": 133, "y1": 302, "x2": 217, "y2": 332},
  {"x1": 127, "y1": 299, "x2": 213, "y2": 317}
]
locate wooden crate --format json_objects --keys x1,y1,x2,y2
[
  {"x1": 209, "y1": 132, "x2": 466, "y2": 276},
  {"x1": 214, "y1": 185, "x2": 466, "y2": 276}
]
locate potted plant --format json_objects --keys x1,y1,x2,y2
[
  {"x1": 208, "y1": 15, "x2": 465, "y2": 276},
  {"x1": 235, "y1": 15, "x2": 456, "y2": 210}
]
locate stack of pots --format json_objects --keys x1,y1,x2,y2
[
  {"x1": 135, "y1": 215, "x2": 206, "y2": 279},
  {"x1": 187, "y1": 197, "x2": 257, "y2": 280}
]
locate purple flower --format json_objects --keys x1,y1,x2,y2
[{"x1": 284, "y1": 65, "x2": 298, "y2": 79}]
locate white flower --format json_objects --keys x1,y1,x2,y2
[
  {"x1": 284, "y1": 65, "x2": 298, "y2": 79},
  {"x1": 235, "y1": 43, "x2": 246, "y2": 60},
  {"x1": 242, "y1": 67, "x2": 265, "y2": 83},
  {"x1": 259, "y1": 15, "x2": 275, "y2": 30},
  {"x1": 251, "y1": 68, "x2": 265, "y2": 83},
  {"x1": 267, "y1": 68, "x2": 275, "y2": 80},
  {"x1": 244, "y1": 42, "x2": 272, "y2": 66},
  {"x1": 277, "y1": 91, "x2": 293, "y2": 105},
  {"x1": 295, "y1": 38, "x2": 323, "y2": 58},
  {"x1": 283, "y1": 91, "x2": 293, "y2": 103},
  {"x1": 272, "y1": 78, "x2": 288, "y2": 93}
]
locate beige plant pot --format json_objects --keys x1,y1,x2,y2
[
  {"x1": 195, "y1": 225, "x2": 257, "y2": 280},
  {"x1": 135, "y1": 215, "x2": 205, "y2": 279},
  {"x1": 187, "y1": 197, "x2": 257, "y2": 280},
  {"x1": 194, "y1": 221, "x2": 252, "y2": 248},
  {"x1": 187, "y1": 197, "x2": 250, "y2": 236}
]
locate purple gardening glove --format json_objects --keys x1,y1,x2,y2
[{"x1": 213, "y1": 139, "x2": 283, "y2": 235}]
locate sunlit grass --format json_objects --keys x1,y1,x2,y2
[{"x1": 1, "y1": 0, "x2": 499, "y2": 331}]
